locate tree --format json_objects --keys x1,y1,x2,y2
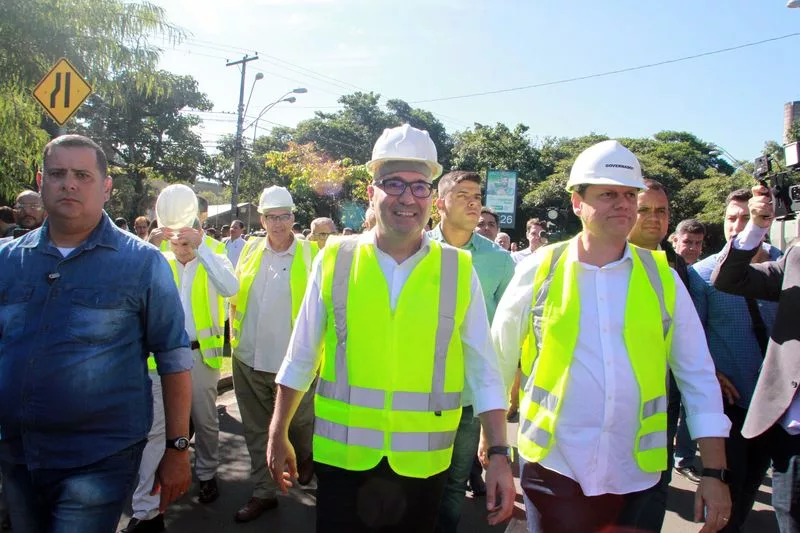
[
  {"x1": 265, "y1": 142, "x2": 370, "y2": 229},
  {"x1": 75, "y1": 70, "x2": 212, "y2": 221},
  {"x1": 451, "y1": 123, "x2": 544, "y2": 237},
  {"x1": 0, "y1": 0, "x2": 182, "y2": 202}
]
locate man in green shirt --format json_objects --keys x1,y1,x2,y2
[{"x1": 428, "y1": 170, "x2": 516, "y2": 533}]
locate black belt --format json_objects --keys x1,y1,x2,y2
[{"x1": 190, "y1": 340, "x2": 200, "y2": 350}]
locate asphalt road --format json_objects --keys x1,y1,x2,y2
[{"x1": 117, "y1": 389, "x2": 778, "y2": 533}]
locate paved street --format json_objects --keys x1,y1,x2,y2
[{"x1": 118, "y1": 389, "x2": 778, "y2": 532}]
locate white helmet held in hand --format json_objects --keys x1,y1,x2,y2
[
  {"x1": 259, "y1": 185, "x2": 295, "y2": 213},
  {"x1": 366, "y1": 124, "x2": 443, "y2": 179},
  {"x1": 566, "y1": 140, "x2": 645, "y2": 192},
  {"x1": 156, "y1": 184, "x2": 198, "y2": 230}
]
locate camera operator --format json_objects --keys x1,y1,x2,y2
[{"x1": 511, "y1": 217, "x2": 547, "y2": 264}]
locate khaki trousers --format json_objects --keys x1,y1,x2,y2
[{"x1": 232, "y1": 356, "x2": 315, "y2": 499}]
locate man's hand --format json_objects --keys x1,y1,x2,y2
[
  {"x1": 266, "y1": 429, "x2": 297, "y2": 495},
  {"x1": 148, "y1": 227, "x2": 172, "y2": 247},
  {"x1": 716, "y1": 372, "x2": 740, "y2": 405},
  {"x1": 694, "y1": 477, "x2": 732, "y2": 532},
  {"x1": 749, "y1": 185, "x2": 775, "y2": 229},
  {"x1": 177, "y1": 227, "x2": 204, "y2": 248},
  {"x1": 151, "y1": 449, "x2": 191, "y2": 513},
  {"x1": 484, "y1": 455, "x2": 515, "y2": 526},
  {"x1": 477, "y1": 430, "x2": 490, "y2": 468}
]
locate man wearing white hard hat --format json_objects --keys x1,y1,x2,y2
[
  {"x1": 492, "y1": 140, "x2": 732, "y2": 533},
  {"x1": 267, "y1": 124, "x2": 515, "y2": 532},
  {"x1": 229, "y1": 185, "x2": 319, "y2": 523},
  {"x1": 122, "y1": 185, "x2": 240, "y2": 533},
  {"x1": 148, "y1": 187, "x2": 225, "y2": 255}
]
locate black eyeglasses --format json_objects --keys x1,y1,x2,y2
[
  {"x1": 374, "y1": 178, "x2": 433, "y2": 199},
  {"x1": 264, "y1": 213, "x2": 292, "y2": 223}
]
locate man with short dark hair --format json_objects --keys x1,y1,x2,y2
[
  {"x1": 0, "y1": 135, "x2": 193, "y2": 533},
  {"x1": 220, "y1": 224, "x2": 231, "y2": 240},
  {"x1": 712, "y1": 184, "x2": 800, "y2": 532},
  {"x1": 511, "y1": 218, "x2": 547, "y2": 264},
  {"x1": 476, "y1": 207, "x2": 500, "y2": 242},
  {"x1": 225, "y1": 220, "x2": 246, "y2": 268},
  {"x1": 428, "y1": 171, "x2": 516, "y2": 533},
  {"x1": 688, "y1": 187, "x2": 782, "y2": 532},
  {"x1": 673, "y1": 219, "x2": 706, "y2": 265}
]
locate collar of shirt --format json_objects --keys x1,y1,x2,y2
[
  {"x1": 357, "y1": 229, "x2": 432, "y2": 262},
  {"x1": 428, "y1": 224, "x2": 491, "y2": 252},
  {"x1": 20, "y1": 212, "x2": 120, "y2": 254},
  {"x1": 567, "y1": 236, "x2": 633, "y2": 272},
  {"x1": 262, "y1": 235, "x2": 298, "y2": 257}
]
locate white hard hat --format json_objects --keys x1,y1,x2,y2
[
  {"x1": 566, "y1": 140, "x2": 645, "y2": 191},
  {"x1": 258, "y1": 185, "x2": 295, "y2": 213},
  {"x1": 366, "y1": 124, "x2": 443, "y2": 179},
  {"x1": 155, "y1": 184, "x2": 198, "y2": 230}
]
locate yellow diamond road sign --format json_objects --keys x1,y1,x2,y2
[{"x1": 32, "y1": 58, "x2": 92, "y2": 126}]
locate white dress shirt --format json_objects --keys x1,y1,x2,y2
[
  {"x1": 173, "y1": 242, "x2": 239, "y2": 341},
  {"x1": 276, "y1": 231, "x2": 508, "y2": 416},
  {"x1": 492, "y1": 239, "x2": 730, "y2": 495},
  {"x1": 511, "y1": 247, "x2": 534, "y2": 265},
  {"x1": 225, "y1": 236, "x2": 246, "y2": 268},
  {"x1": 232, "y1": 237, "x2": 300, "y2": 373}
]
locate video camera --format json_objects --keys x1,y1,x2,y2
[{"x1": 755, "y1": 143, "x2": 800, "y2": 219}]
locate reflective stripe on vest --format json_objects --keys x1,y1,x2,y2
[
  {"x1": 231, "y1": 237, "x2": 318, "y2": 349},
  {"x1": 517, "y1": 238, "x2": 675, "y2": 473},
  {"x1": 167, "y1": 256, "x2": 224, "y2": 369},
  {"x1": 314, "y1": 238, "x2": 471, "y2": 478}
]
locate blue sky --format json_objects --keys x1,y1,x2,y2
[{"x1": 153, "y1": 0, "x2": 800, "y2": 164}]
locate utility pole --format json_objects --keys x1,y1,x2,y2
[{"x1": 226, "y1": 54, "x2": 258, "y2": 219}]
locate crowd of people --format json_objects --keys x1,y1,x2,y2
[{"x1": 0, "y1": 126, "x2": 798, "y2": 533}]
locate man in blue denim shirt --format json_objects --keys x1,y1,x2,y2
[
  {"x1": 428, "y1": 171, "x2": 515, "y2": 533},
  {"x1": 688, "y1": 188, "x2": 781, "y2": 532},
  {"x1": 0, "y1": 135, "x2": 194, "y2": 533}
]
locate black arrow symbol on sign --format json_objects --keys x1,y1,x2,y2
[{"x1": 49, "y1": 72, "x2": 71, "y2": 108}]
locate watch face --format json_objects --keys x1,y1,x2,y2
[{"x1": 174, "y1": 437, "x2": 190, "y2": 451}]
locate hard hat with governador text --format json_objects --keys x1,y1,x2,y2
[
  {"x1": 366, "y1": 124, "x2": 443, "y2": 179},
  {"x1": 566, "y1": 140, "x2": 645, "y2": 191},
  {"x1": 259, "y1": 185, "x2": 295, "y2": 213},
  {"x1": 155, "y1": 184, "x2": 198, "y2": 230}
]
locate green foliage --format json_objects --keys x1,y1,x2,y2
[
  {"x1": 0, "y1": 81, "x2": 49, "y2": 200},
  {"x1": 75, "y1": 70, "x2": 212, "y2": 221}
]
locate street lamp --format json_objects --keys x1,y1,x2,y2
[
  {"x1": 245, "y1": 88, "x2": 307, "y2": 142},
  {"x1": 244, "y1": 72, "x2": 265, "y2": 118},
  {"x1": 708, "y1": 143, "x2": 747, "y2": 170}
]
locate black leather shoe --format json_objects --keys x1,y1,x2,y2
[
  {"x1": 198, "y1": 477, "x2": 219, "y2": 504},
  {"x1": 674, "y1": 464, "x2": 702, "y2": 484},
  {"x1": 234, "y1": 497, "x2": 278, "y2": 523},
  {"x1": 119, "y1": 515, "x2": 165, "y2": 533}
]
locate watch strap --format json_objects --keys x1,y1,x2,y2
[
  {"x1": 701, "y1": 468, "x2": 731, "y2": 483},
  {"x1": 487, "y1": 445, "x2": 514, "y2": 462}
]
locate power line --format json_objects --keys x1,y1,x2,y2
[{"x1": 409, "y1": 32, "x2": 800, "y2": 104}]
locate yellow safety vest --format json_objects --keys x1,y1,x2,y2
[
  {"x1": 160, "y1": 235, "x2": 226, "y2": 254},
  {"x1": 230, "y1": 237, "x2": 318, "y2": 348},
  {"x1": 518, "y1": 239, "x2": 676, "y2": 473},
  {"x1": 314, "y1": 238, "x2": 472, "y2": 478},
  {"x1": 147, "y1": 252, "x2": 227, "y2": 371}
]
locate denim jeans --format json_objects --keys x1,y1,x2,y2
[
  {"x1": 0, "y1": 440, "x2": 145, "y2": 533},
  {"x1": 520, "y1": 457, "x2": 665, "y2": 533},
  {"x1": 435, "y1": 406, "x2": 481, "y2": 533}
]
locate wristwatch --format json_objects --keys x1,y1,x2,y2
[
  {"x1": 701, "y1": 468, "x2": 732, "y2": 484},
  {"x1": 487, "y1": 445, "x2": 514, "y2": 464},
  {"x1": 166, "y1": 436, "x2": 191, "y2": 451}
]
